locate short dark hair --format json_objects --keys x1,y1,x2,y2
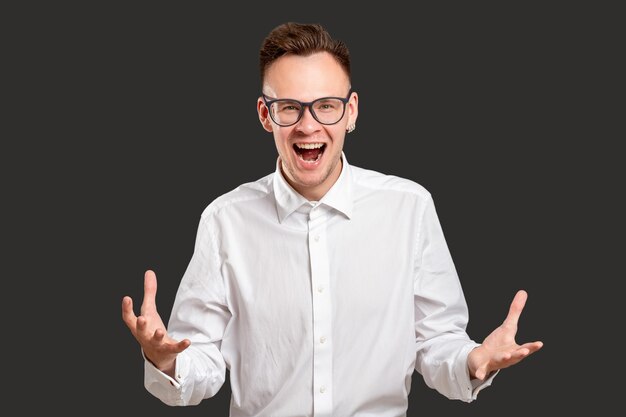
[{"x1": 259, "y1": 22, "x2": 351, "y2": 87}]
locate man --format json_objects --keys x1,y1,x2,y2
[{"x1": 122, "y1": 22, "x2": 543, "y2": 416}]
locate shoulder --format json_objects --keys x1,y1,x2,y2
[
  {"x1": 200, "y1": 172, "x2": 275, "y2": 221},
  {"x1": 350, "y1": 164, "x2": 432, "y2": 202}
]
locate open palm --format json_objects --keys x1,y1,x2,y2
[
  {"x1": 122, "y1": 270, "x2": 190, "y2": 375},
  {"x1": 468, "y1": 290, "x2": 543, "y2": 380}
]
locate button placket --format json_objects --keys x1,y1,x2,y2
[{"x1": 308, "y1": 211, "x2": 333, "y2": 416}]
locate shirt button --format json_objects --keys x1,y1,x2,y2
[
  {"x1": 317, "y1": 285, "x2": 324, "y2": 293},
  {"x1": 320, "y1": 385, "x2": 327, "y2": 393},
  {"x1": 320, "y1": 336, "x2": 326, "y2": 343},
  {"x1": 314, "y1": 235, "x2": 320, "y2": 242}
]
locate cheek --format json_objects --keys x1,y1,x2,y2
[
  {"x1": 273, "y1": 130, "x2": 293, "y2": 151},
  {"x1": 327, "y1": 128, "x2": 346, "y2": 145}
]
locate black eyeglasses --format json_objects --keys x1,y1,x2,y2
[{"x1": 262, "y1": 90, "x2": 352, "y2": 127}]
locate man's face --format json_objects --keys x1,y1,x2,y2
[{"x1": 258, "y1": 52, "x2": 358, "y2": 200}]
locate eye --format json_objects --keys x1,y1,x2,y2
[
  {"x1": 276, "y1": 101, "x2": 301, "y2": 112},
  {"x1": 314, "y1": 99, "x2": 341, "y2": 112}
]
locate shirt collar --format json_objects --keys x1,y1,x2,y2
[{"x1": 273, "y1": 151, "x2": 354, "y2": 223}]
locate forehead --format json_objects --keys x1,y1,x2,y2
[{"x1": 263, "y1": 52, "x2": 350, "y2": 100}]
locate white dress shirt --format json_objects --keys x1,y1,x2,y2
[{"x1": 144, "y1": 153, "x2": 495, "y2": 416}]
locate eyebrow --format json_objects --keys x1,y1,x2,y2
[{"x1": 262, "y1": 90, "x2": 352, "y2": 102}]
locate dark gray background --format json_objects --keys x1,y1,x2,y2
[{"x1": 5, "y1": 2, "x2": 621, "y2": 416}]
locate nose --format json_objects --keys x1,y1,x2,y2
[{"x1": 294, "y1": 104, "x2": 322, "y2": 134}]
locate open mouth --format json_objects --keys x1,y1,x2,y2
[{"x1": 293, "y1": 143, "x2": 326, "y2": 163}]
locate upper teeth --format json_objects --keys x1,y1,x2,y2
[{"x1": 296, "y1": 143, "x2": 324, "y2": 149}]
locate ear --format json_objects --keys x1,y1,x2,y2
[
  {"x1": 257, "y1": 97, "x2": 274, "y2": 133},
  {"x1": 347, "y1": 91, "x2": 359, "y2": 127}
]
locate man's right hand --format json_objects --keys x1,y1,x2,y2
[{"x1": 122, "y1": 270, "x2": 191, "y2": 378}]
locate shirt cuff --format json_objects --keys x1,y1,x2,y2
[
  {"x1": 454, "y1": 343, "x2": 499, "y2": 402},
  {"x1": 142, "y1": 349, "x2": 189, "y2": 391},
  {"x1": 470, "y1": 369, "x2": 498, "y2": 398}
]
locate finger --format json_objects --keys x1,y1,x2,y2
[
  {"x1": 475, "y1": 365, "x2": 489, "y2": 381},
  {"x1": 495, "y1": 351, "x2": 513, "y2": 363},
  {"x1": 499, "y1": 346, "x2": 536, "y2": 366},
  {"x1": 141, "y1": 270, "x2": 158, "y2": 313},
  {"x1": 136, "y1": 315, "x2": 148, "y2": 336},
  {"x1": 121, "y1": 296, "x2": 138, "y2": 329},
  {"x1": 510, "y1": 347, "x2": 529, "y2": 360},
  {"x1": 154, "y1": 328, "x2": 166, "y2": 343},
  {"x1": 154, "y1": 338, "x2": 191, "y2": 355},
  {"x1": 519, "y1": 341, "x2": 544, "y2": 354},
  {"x1": 172, "y1": 338, "x2": 191, "y2": 353},
  {"x1": 503, "y1": 289, "x2": 528, "y2": 328}
]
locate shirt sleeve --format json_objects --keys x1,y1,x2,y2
[
  {"x1": 413, "y1": 195, "x2": 496, "y2": 402},
  {"x1": 144, "y1": 213, "x2": 231, "y2": 406}
]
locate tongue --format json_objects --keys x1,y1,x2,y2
[{"x1": 300, "y1": 148, "x2": 321, "y2": 161}]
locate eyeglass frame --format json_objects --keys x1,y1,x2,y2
[{"x1": 261, "y1": 90, "x2": 353, "y2": 127}]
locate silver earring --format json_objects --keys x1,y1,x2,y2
[{"x1": 347, "y1": 123, "x2": 356, "y2": 133}]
